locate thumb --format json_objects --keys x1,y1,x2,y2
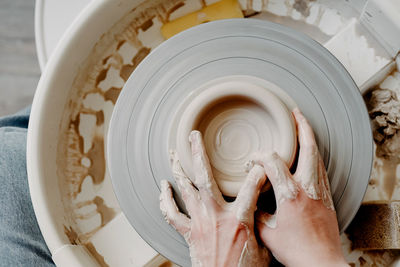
[
  {"x1": 251, "y1": 152, "x2": 299, "y2": 207},
  {"x1": 235, "y1": 165, "x2": 266, "y2": 223}
]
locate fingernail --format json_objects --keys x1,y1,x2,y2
[
  {"x1": 245, "y1": 159, "x2": 255, "y2": 172},
  {"x1": 292, "y1": 107, "x2": 300, "y2": 114},
  {"x1": 160, "y1": 180, "x2": 169, "y2": 191},
  {"x1": 250, "y1": 164, "x2": 265, "y2": 176},
  {"x1": 188, "y1": 130, "x2": 201, "y2": 143},
  {"x1": 249, "y1": 165, "x2": 266, "y2": 186}
]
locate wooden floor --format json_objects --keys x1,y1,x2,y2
[{"x1": 0, "y1": 0, "x2": 40, "y2": 116}]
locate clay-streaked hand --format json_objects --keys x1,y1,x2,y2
[
  {"x1": 160, "y1": 131, "x2": 270, "y2": 267},
  {"x1": 253, "y1": 108, "x2": 348, "y2": 267}
]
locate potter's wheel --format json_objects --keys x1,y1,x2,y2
[{"x1": 108, "y1": 19, "x2": 373, "y2": 266}]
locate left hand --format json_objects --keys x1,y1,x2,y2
[{"x1": 160, "y1": 130, "x2": 270, "y2": 267}]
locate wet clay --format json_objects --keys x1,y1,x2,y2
[
  {"x1": 64, "y1": 194, "x2": 116, "y2": 240},
  {"x1": 293, "y1": 0, "x2": 316, "y2": 17},
  {"x1": 87, "y1": 137, "x2": 105, "y2": 185},
  {"x1": 63, "y1": 114, "x2": 106, "y2": 197},
  {"x1": 343, "y1": 70, "x2": 400, "y2": 264},
  {"x1": 62, "y1": 197, "x2": 115, "y2": 265},
  {"x1": 85, "y1": 242, "x2": 109, "y2": 267},
  {"x1": 104, "y1": 87, "x2": 122, "y2": 104},
  {"x1": 75, "y1": 197, "x2": 117, "y2": 228},
  {"x1": 64, "y1": 225, "x2": 79, "y2": 245},
  {"x1": 119, "y1": 47, "x2": 151, "y2": 81},
  {"x1": 365, "y1": 87, "x2": 400, "y2": 200},
  {"x1": 199, "y1": 99, "x2": 279, "y2": 178},
  {"x1": 64, "y1": 226, "x2": 110, "y2": 266},
  {"x1": 174, "y1": 76, "x2": 296, "y2": 197}
]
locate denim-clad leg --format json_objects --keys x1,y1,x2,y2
[{"x1": 0, "y1": 107, "x2": 54, "y2": 266}]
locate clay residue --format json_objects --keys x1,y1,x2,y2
[
  {"x1": 293, "y1": 0, "x2": 315, "y2": 17},
  {"x1": 72, "y1": 196, "x2": 117, "y2": 242},
  {"x1": 63, "y1": 114, "x2": 106, "y2": 197},
  {"x1": 95, "y1": 110, "x2": 104, "y2": 126},
  {"x1": 365, "y1": 88, "x2": 400, "y2": 199},
  {"x1": 64, "y1": 119, "x2": 87, "y2": 198},
  {"x1": 87, "y1": 136, "x2": 106, "y2": 185},
  {"x1": 93, "y1": 196, "x2": 117, "y2": 227},
  {"x1": 64, "y1": 225, "x2": 79, "y2": 245},
  {"x1": 63, "y1": 197, "x2": 116, "y2": 252},
  {"x1": 252, "y1": 7, "x2": 331, "y2": 44},
  {"x1": 120, "y1": 47, "x2": 151, "y2": 81},
  {"x1": 165, "y1": 2, "x2": 185, "y2": 21},
  {"x1": 116, "y1": 40, "x2": 126, "y2": 50},
  {"x1": 376, "y1": 159, "x2": 398, "y2": 200},
  {"x1": 64, "y1": 225, "x2": 110, "y2": 266},
  {"x1": 70, "y1": 114, "x2": 84, "y2": 153},
  {"x1": 349, "y1": 250, "x2": 400, "y2": 267},
  {"x1": 104, "y1": 87, "x2": 122, "y2": 104},
  {"x1": 96, "y1": 68, "x2": 110, "y2": 87},
  {"x1": 119, "y1": 64, "x2": 135, "y2": 81},
  {"x1": 85, "y1": 242, "x2": 109, "y2": 267},
  {"x1": 365, "y1": 88, "x2": 400, "y2": 157},
  {"x1": 64, "y1": 224, "x2": 109, "y2": 266}
]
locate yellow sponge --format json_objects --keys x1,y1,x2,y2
[{"x1": 161, "y1": 0, "x2": 244, "y2": 39}]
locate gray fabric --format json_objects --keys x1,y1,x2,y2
[{"x1": 0, "y1": 107, "x2": 54, "y2": 266}]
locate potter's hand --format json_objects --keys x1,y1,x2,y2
[
  {"x1": 253, "y1": 109, "x2": 348, "y2": 267},
  {"x1": 160, "y1": 131, "x2": 270, "y2": 267}
]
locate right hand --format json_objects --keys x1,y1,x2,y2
[{"x1": 252, "y1": 108, "x2": 348, "y2": 267}]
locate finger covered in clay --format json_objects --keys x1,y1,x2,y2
[
  {"x1": 235, "y1": 165, "x2": 266, "y2": 223},
  {"x1": 292, "y1": 108, "x2": 321, "y2": 200},
  {"x1": 159, "y1": 180, "x2": 191, "y2": 236},
  {"x1": 189, "y1": 130, "x2": 225, "y2": 205},
  {"x1": 170, "y1": 150, "x2": 200, "y2": 214},
  {"x1": 293, "y1": 108, "x2": 334, "y2": 210},
  {"x1": 250, "y1": 152, "x2": 299, "y2": 206}
]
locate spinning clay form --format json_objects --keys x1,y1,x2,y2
[{"x1": 174, "y1": 75, "x2": 297, "y2": 197}]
